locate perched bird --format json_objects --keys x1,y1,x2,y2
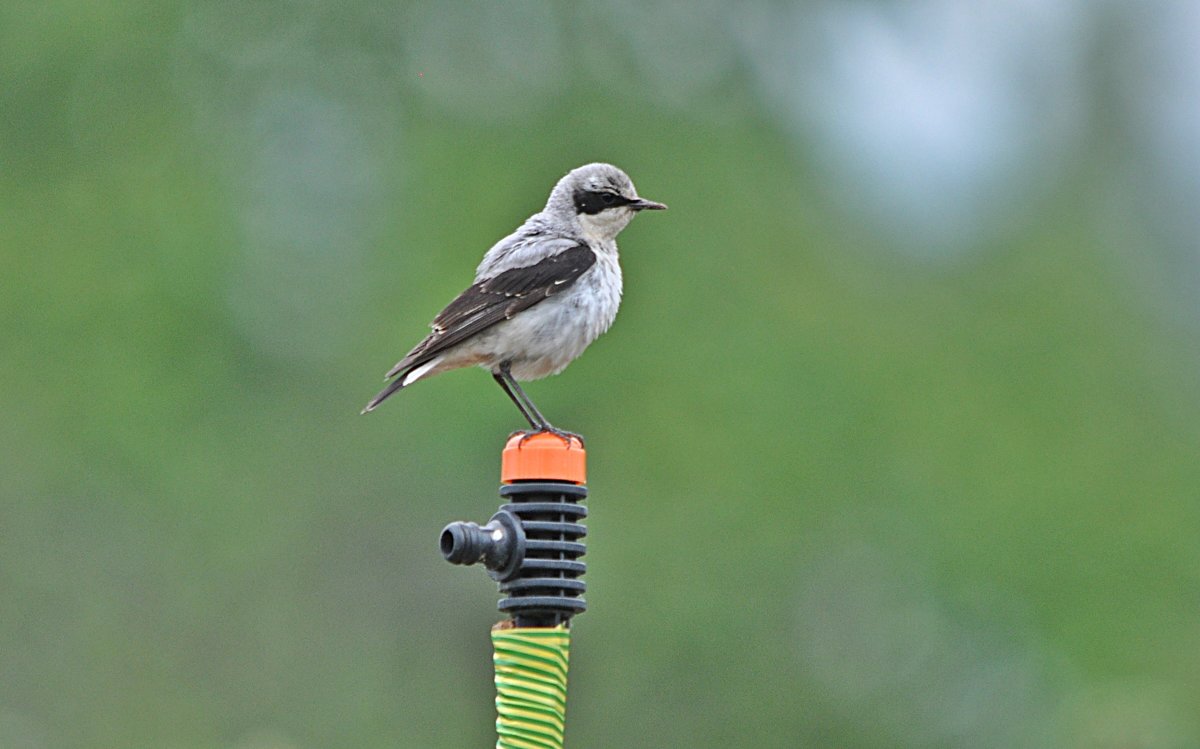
[{"x1": 363, "y1": 163, "x2": 666, "y2": 441}]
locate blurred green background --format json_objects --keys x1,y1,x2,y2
[{"x1": 3, "y1": 2, "x2": 1200, "y2": 747}]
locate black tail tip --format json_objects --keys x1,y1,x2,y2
[{"x1": 362, "y1": 375, "x2": 410, "y2": 415}]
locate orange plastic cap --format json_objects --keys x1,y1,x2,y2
[{"x1": 501, "y1": 432, "x2": 586, "y2": 484}]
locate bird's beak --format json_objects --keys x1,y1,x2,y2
[{"x1": 629, "y1": 197, "x2": 667, "y2": 211}]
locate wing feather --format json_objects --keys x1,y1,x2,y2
[{"x1": 384, "y1": 243, "x2": 595, "y2": 379}]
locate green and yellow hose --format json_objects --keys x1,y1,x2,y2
[{"x1": 492, "y1": 625, "x2": 571, "y2": 749}]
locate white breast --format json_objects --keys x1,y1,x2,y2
[{"x1": 499, "y1": 244, "x2": 623, "y2": 381}]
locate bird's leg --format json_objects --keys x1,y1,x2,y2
[
  {"x1": 507, "y1": 379, "x2": 551, "y2": 429},
  {"x1": 496, "y1": 363, "x2": 583, "y2": 448},
  {"x1": 493, "y1": 366, "x2": 540, "y2": 430}
]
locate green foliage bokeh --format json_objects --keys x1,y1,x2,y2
[{"x1": 2, "y1": 3, "x2": 1199, "y2": 747}]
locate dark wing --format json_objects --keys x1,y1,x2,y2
[{"x1": 385, "y1": 243, "x2": 596, "y2": 379}]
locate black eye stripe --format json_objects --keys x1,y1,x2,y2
[{"x1": 573, "y1": 189, "x2": 632, "y2": 215}]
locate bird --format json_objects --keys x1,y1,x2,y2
[{"x1": 362, "y1": 163, "x2": 666, "y2": 443}]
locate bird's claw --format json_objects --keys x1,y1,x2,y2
[{"x1": 510, "y1": 426, "x2": 584, "y2": 449}]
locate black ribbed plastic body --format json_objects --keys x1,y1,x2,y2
[{"x1": 497, "y1": 481, "x2": 588, "y2": 627}]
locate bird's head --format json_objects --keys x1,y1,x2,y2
[{"x1": 546, "y1": 163, "x2": 667, "y2": 242}]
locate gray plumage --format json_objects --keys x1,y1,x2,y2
[{"x1": 363, "y1": 163, "x2": 666, "y2": 435}]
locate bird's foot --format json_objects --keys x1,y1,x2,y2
[{"x1": 510, "y1": 426, "x2": 584, "y2": 449}]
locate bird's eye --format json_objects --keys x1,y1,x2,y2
[{"x1": 573, "y1": 189, "x2": 624, "y2": 215}]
